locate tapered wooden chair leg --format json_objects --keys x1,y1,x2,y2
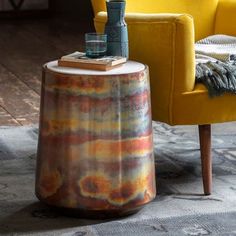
[{"x1": 198, "y1": 124, "x2": 212, "y2": 195}]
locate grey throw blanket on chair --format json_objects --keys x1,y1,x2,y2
[{"x1": 195, "y1": 34, "x2": 236, "y2": 97}]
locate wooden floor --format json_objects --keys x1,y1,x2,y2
[{"x1": 0, "y1": 16, "x2": 93, "y2": 126}]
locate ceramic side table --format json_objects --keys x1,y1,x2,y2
[{"x1": 36, "y1": 61, "x2": 156, "y2": 218}]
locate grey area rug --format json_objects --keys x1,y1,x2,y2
[{"x1": 0, "y1": 122, "x2": 236, "y2": 236}]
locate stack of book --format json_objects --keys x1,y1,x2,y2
[{"x1": 58, "y1": 52, "x2": 127, "y2": 71}]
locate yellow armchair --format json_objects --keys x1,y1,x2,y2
[{"x1": 91, "y1": 0, "x2": 236, "y2": 195}]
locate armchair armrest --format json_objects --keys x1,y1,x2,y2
[
  {"x1": 94, "y1": 13, "x2": 195, "y2": 123},
  {"x1": 215, "y1": 0, "x2": 236, "y2": 36}
]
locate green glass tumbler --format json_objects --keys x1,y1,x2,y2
[{"x1": 85, "y1": 33, "x2": 107, "y2": 58}]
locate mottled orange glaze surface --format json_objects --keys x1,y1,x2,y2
[
  {"x1": 36, "y1": 63, "x2": 156, "y2": 214},
  {"x1": 39, "y1": 168, "x2": 63, "y2": 198}
]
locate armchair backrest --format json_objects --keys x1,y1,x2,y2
[{"x1": 91, "y1": 0, "x2": 219, "y2": 40}]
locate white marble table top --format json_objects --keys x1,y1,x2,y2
[{"x1": 46, "y1": 60, "x2": 146, "y2": 76}]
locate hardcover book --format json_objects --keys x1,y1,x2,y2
[{"x1": 58, "y1": 52, "x2": 127, "y2": 71}]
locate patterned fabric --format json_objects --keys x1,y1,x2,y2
[
  {"x1": 195, "y1": 34, "x2": 236, "y2": 61},
  {"x1": 0, "y1": 123, "x2": 236, "y2": 235},
  {"x1": 195, "y1": 34, "x2": 236, "y2": 96}
]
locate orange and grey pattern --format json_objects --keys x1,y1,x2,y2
[{"x1": 36, "y1": 66, "x2": 156, "y2": 213}]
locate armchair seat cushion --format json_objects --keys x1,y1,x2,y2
[{"x1": 171, "y1": 84, "x2": 236, "y2": 125}]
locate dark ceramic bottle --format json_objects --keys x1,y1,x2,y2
[{"x1": 105, "y1": 0, "x2": 129, "y2": 58}]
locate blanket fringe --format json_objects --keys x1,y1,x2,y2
[{"x1": 196, "y1": 61, "x2": 236, "y2": 97}]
